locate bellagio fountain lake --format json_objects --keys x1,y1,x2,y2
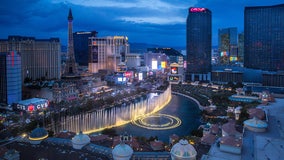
[
  {"x1": 114, "y1": 94, "x2": 201, "y2": 142},
  {"x1": 52, "y1": 86, "x2": 201, "y2": 142}
]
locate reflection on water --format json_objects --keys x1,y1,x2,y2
[
  {"x1": 53, "y1": 87, "x2": 172, "y2": 134},
  {"x1": 113, "y1": 94, "x2": 201, "y2": 142},
  {"x1": 132, "y1": 113, "x2": 181, "y2": 130}
]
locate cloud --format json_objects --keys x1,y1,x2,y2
[
  {"x1": 1, "y1": 0, "x2": 283, "y2": 47},
  {"x1": 52, "y1": 0, "x2": 195, "y2": 25},
  {"x1": 52, "y1": 0, "x2": 190, "y2": 10},
  {"x1": 119, "y1": 16, "x2": 185, "y2": 25}
]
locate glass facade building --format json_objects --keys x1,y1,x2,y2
[
  {"x1": 186, "y1": 7, "x2": 212, "y2": 81},
  {"x1": 244, "y1": 4, "x2": 284, "y2": 71},
  {"x1": 218, "y1": 27, "x2": 238, "y2": 64},
  {"x1": 73, "y1": 31, "x2": 98, "y2": 66},
  {"x1": 0, "y1": 51, "x2": 21, "y2": 105},
  {"x1": 238, "y1": 33, "x2": 244, "y2": 63}
]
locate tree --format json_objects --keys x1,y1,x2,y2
[
  {"x1": 237, "y1": 108, "x2": 250, "y2": 125},
  {"x1": 226, "y1": 81, "x2": 234, "y2": 89},
  {"x1": 235, "y1": 82, "x2": 243, "y2": 89},
  {"x1": 191, "y1": 128, "x2": 203, "y2": 137},
  {"x1": 101, "y1": 128, "x2": 117, "y2": 136}
]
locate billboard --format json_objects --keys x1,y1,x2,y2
[
  {"x1": 161, "y1": 61, "x2": 166, "y2": 68},
  {"x1": 220, "y1": 51, "x2": 229, "y2": 57},
  {"x1": 117, "y1": 77, "x2": 126, "y2": 82},
  {"x1": 124, "y1": 71, "x2": 132, "y2": 78},
  {"x1": 16, "y1": 98, "x2": 49, "y2": 112},
  {"x1": 152, "y1": 60, "x2": 158, "y2": 70},
  {"x1": 171, "y1": 67, "x2": 178, "y2": 74},
  {"x1": 169, "y1": 76, "x2": 179, "y2": 81},
  {"x1": 138, "y1": 73, "x2": 143, "y2": 81},
  {"x1": 230, "y1": 56, "x2": 238, "y2": 62}
]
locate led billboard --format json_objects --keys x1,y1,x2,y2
[
  {"x1": 169, "y1": 76, "x2": 179, "y2": 81},
  {"x1": 161, "y1": 61, "x2": 166, "y2": 68},
  {"x1": 171, "y1": 67, "x2": 178, "y2": 74},
  {"x1": 152, "y1": 60, "x2": 158, "y2": 70}
]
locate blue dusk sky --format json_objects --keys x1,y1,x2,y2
[{"x1": 0, "y1": 0, "x2": 283, "y2": 47}]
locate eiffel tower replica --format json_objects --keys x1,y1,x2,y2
[{"x1": 62, "y1": 8, "x2": 80, "y2": 79}]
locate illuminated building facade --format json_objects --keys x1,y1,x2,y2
[
  {"x1": 73, "y1": 31, "x2": 98, "y2": 66},
  {"x1": 218, "y1": 27, "x2": 238, "y2": 64},
  {"x1": 0, "y1": 36, "x2": 61, "y2": 81},
  {"x1": 244, "y1": 4, "x2": 284, "y2": 71},
  {"x1": 0, "y1": 51, "x2": 22, "y2": 105},
  {"x1": 186, "y1": 7, "x2": 212, "y2": 81},
  {"x1": 88, "y1": 36, "x2": 129, "y2": 73},
  {"x1": 147, "y1": 48, "x2": 183, "y2": 64},
  {"x1": 144, "y1": 52, "x2": 168, "y2": 71},
  {"x1": 168, "y1": 63, "x2": 184, "y2": 83},
  {"x1": 15, "y1": 98, "x2": 49, "y2": 112},
  {"x1": 125, "y1": 53, "x2": 141, "y2": 69}
]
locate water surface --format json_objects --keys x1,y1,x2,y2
[{"x1": 113, "y1": 94, "x2": 201, "y2": 142}]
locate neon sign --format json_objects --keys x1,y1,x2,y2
[
  {"x1": 124, "y1": 72, "x2": 132, "y2": 77},
  {"x1": 190, "y1": 8, "x2": 206, "y2": 12},
  {"x1": 171, "y1": 67, "x2": 178, "y2": 74},
  {"x1": 161, "y1": 61, "x2": 166, "y2": 68},
  {"x1": 17, "y1": 100, "x2": 49, "y2": 112},
  {"x1": 28, "y1": 105, "x2": 34, "y2": 112}
]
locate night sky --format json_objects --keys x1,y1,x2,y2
[{"x1": 0, "y1": 0, "x2": 283, "y2": 47}]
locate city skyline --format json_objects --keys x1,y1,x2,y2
[{"x1": 0, "y1": 0, "x2": 283, "y2": 47}]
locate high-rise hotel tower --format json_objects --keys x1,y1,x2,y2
[
  {"x1": 244, "y1": 4, "x2": 284, "y2": 71},
  {"x1": 0, "y1": 36, "x2": 61, "y2": 81},
  {"x1": 73, "y1": 31, "x2": 98, "y2": 66},
  {"x1": 186, "y1": 7, "x2": 212, "y2": 81},
  {"x1": 88, "y1": 36, "x2": 129, "y2": 73},
  {"x1": 218, "y1": 27, "x2": 238, "y2": 64},
  {"x1": 0, "y1": 51, "x2": 22, "y2": 105}
]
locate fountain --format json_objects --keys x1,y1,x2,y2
[
  {"x1": 53, "y1": 86, "x2": 172, "y2": 134},
  {"x1": 132, "y1": 113, "x2": 182, "y2": 130}
]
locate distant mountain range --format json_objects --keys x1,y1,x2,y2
[
  {"x1": 61, "y1": 43, "x2": 185, "y2": 54},
  {"x1": 61, "y1": 43, "x2": 218, "y2": 54},
  {"x1": 129, "y1": 42, "x2": 185, "y2": 54}
]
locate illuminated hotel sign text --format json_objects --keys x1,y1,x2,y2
[{"x1": 190, "y1": 8, "x2": 206, "y2": 12}]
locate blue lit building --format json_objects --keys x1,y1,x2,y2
[
  {"x1": 244, "y1": 4, "x2": 284, "y2": 71},
  {"x1": 186, "y1": 7, "x2": 212, "y2": 81},
  {"x1": 0, "y1": 51, "x2": 22, "y2": 105},
  {"x1": 73, "y1": 31, "x2": 98, "y2": 66}
]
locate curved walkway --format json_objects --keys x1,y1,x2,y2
[{"x1": 172, "y1": 91, "x2": 204, "y2": 111}]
